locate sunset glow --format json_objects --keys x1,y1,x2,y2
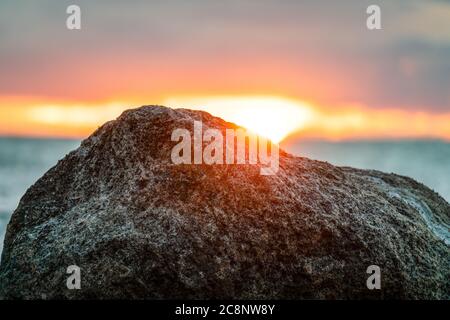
[
  {"x1": 1, "y1": 1, "x2": 449, "y2": 142},
  {"x1": 1, "y1": 96, "x2": 450, "y2": 142},
  {"x1": 164, "y1": 96, "x2": 314, "y2": 143},
  {"x1": 1, "y1": 1, "x2": 450, "y2": 302}
]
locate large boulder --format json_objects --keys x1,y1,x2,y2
[{"x1": 0, "y1": 106, "x2": 448, "y2": 299}]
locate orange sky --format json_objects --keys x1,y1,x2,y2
[
  {"x1": 1, "y1": 95, "x2": 450, "y2": 143},
  {"x1": 1, "y1": 1, "x2": 449, "y2": 141}
]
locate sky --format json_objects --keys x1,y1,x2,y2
[{"x1": 0, "y1": 0, "x2": 449, "y2": 141}]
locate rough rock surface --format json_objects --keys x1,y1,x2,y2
[{"x1": 0, "y1": 105, "x2": 449, "y2": 299}]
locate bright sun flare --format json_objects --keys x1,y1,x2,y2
[{"x1": 164, "y1": 96, "x2": 314, "y2": 143}]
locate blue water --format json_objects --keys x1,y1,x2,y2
[
  {"x1": 0, "y1": 138, "x2": 80, "y2": 256},
  {"x1": 0, "y1": 138, "x2": 449, "y2": 256},
  {"x1": 282, "y1": 140, "x2": 450, "y2": 203}
]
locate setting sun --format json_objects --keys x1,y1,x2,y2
[{"x1": 164, "y1": 96, "x2": 314, "y2": 143}]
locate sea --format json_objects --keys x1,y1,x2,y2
[{"x1": 0, "y1": 137, "x2": 449, "y2": 256}]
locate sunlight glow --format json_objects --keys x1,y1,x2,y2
[
  {"x1": 27, "y1": 104, "x2": 126, "y2": 126},
  {"x1": 1, "y1": 96, "x2": 450, "y2": 141},
  {"x1": 164, "y1": 96, "x2": 314, "y2": 143}
]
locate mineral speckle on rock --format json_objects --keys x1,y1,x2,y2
[{"x1": 0, "y1": 105, "x2": 448, "y2": 299}]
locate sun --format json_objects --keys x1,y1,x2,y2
[{"x1": 163, "y1": 96, "x2": 314, "y2": 143}]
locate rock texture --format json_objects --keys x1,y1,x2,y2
[{"x1": 0, "y1": 105, "x2": 449, "y2": 299}]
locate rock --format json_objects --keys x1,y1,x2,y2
[{"x1": 0, "y1": 105, "x2": 448, "y2": 299}]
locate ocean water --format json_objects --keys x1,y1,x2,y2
[
  {"x1": 0, "y1": 138, "x2": 449, "y2": 257},
  {"x1": 0, "y1": 138, "x2": 80, "y2": 256},
  {"x1": 283, "y1": 140, "x2": 450, "y2": 203}
]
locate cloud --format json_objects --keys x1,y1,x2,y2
[{"x1": 0, "y1": 0, "x2": 448, "y2": 111}]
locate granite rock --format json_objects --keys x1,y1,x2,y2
[{"x1": 0, "y1": 105, "x2": 448, "y2": 299}]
